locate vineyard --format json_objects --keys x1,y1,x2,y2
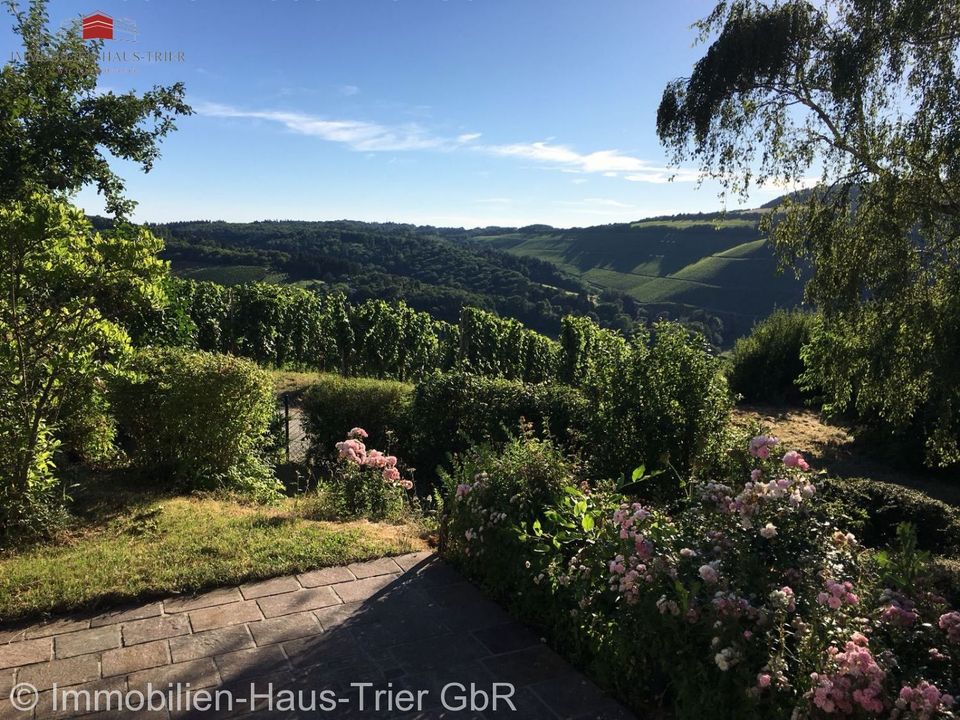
[{"x1": 141, "y1": 278, "x2": 683, "y2": 388}]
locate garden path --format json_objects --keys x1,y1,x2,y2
[{"x1": 0, "y1": 553, "x2": 633, "y2": 719}]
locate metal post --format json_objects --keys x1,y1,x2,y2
[{"x1": 283, "y1": 394, "x2": 290, "y2": 463}]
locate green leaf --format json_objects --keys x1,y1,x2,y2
[{"x1": 581, "y1": 514, "x2": 595, "y2": 531}]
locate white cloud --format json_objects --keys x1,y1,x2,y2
[
  {"x1": 339, "y1": 84, "x2": 360, "y2": 96},
  {"x1": 483, "y1": 141, "x2": 700, "y2": 183},
  {"x1": 195, "y1": 102, "x2": 698, "y2": 184},
  {"x1": 195, "y1": 102, "x2": 447, "y2": 152}
]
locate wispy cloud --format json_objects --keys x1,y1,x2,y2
[
  {"x1": 195, "y1": 102, "x2": 457, "y2": 152},
  {"x1": 339, "y1": 84, "x2": 360, "y2": 96},
  {"x1": 484, "y1": 141, "x2": 699, "y2": 183},
  {"x1": 195, "y1": 102, "x2": 697, "y2": 184}
]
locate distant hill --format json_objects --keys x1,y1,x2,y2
[
  {"x1": 463, "y1": 209, "x2": 805, "y2": 338},
  {"x1": 141, "y1": 206, "x2": 804, "y2": 346}
]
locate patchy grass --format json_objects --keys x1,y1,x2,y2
[
  {"x1": 732, "y1": 405, "x2": 960, "y2": 506},
  {"x1": 0, "y1": 479, "x2": 426, "y2": 622},
  {"x1": 271, "y1": 369, "x2": 328, "y2": 398}
]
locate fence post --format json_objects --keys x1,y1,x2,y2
[{"x1": 283, "y1": 394, "x2": 290, "y2": 463}]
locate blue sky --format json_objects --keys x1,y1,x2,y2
[{"x1": 4, "y1": 0, "x2": 800, "y2": 227}]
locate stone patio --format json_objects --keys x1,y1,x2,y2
[{"x1": 0, "y1": 553, "x2": 634, "y2": 719}]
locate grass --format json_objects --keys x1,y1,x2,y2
[{"x1": 0, "y1": 477, "x2": 426, "y2": 622}]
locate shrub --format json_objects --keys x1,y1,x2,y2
[
  {"x1": 302, "y1": 374, "x2": 415, "y2": 465},
  {"x1": 411, "y1": 372, "x2": 590, "y2": 477},
  {"x1": 442, "y1": 436, "x2": 960, "y2": 719},
  {"x1": 729, "y1": 309, "x2": 815, "y2": 405},
  {"x1": 588, "y1": 322, "x2": 732, "y2": 482},
  {"x1": 112, "y1": 348, "x2": 279, "y2": 497},
  {"x1": 818, "y1": 477, "x2": 960, "y2": 554},
  {"x1": 322, "y1": 427, "x2": 415, "y2": 520}
]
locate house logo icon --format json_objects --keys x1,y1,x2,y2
[
  {"x1": 81, "y1": 11, "x2": 112, "y2": 39},
  {"x1": 81, "y1": 11, "x2": 137, "y2": 41}
]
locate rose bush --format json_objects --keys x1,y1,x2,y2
[
  {"x1": 442, "y1": 435, "x2": 959, "y2": 719},
  {"x1": 324, "y1": 427, "x2": 414, "y2": 520}
]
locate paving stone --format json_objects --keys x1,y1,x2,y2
[
  {"x1": 0, "y1": 699, "x2": 24, "y2": 720},
  {"x1": 387, "y1": 659, "x2": 496, "y2": 712},
  {"x1": 0, "y1": 637, "x2": 51, "y2": 669},
  {"x1": 296, "y1": 566, "x2": 354, "y2": 588},
  {"x1": 128, "y1": 658, "x2": 220, "y2": 690},
  {"x1": 54, "y1": 625, "x2": 121, "y2": 659},
  {"x1": 0, "y1": 669, "x2": 12, "y2": 697},
  {"x1": 346, "y1": 557, "x2": 402, "y2": 579},
  {"x1": 483, "y1": 685, "x2": 559, "y2": 720},
  {"x1": 481, "y1": 646, "x2": 570, "y2": 688},
  {"x1": 122, "y1": 615, "x2": 191, "y2": 646},
  {"x1": 17, "y1": 654, "x2": 100, "y2": 691},
  {"x1": 102, "y1": 640, "x2": 170, "y2": 677},
  {"x1": 388, "y1": 633, "x2": 490, "y2": 672},
  {"x1": 189, "y1": 600, "x2": 263, "y2": 633},
  {"x1": 330, "y1": 575, "x2": 396, "y2": 604},
  {"x1": 169, "y1": 626, "x2": 254, "y2": 663},
  {"x1": 0, "y1": 628, "x2": 25, "y2": 644},
  {"x1": 531, "y1": 673, "x2": 634, "y2": 720},
  {"x1": 164, "y1": 587, "x2": 243, "y2": 614},
  {"x1": 90, "y1": 603, "x2": 163, "y2": 628},
  {"x1": 313, "y1": 602, "x2": 363, "y2": 631},
  {"x1": 247, "y1": 612, "x2": 321, "y2": 646},
  {"x1": 24, "y1": 616, "x2": 91, "y2": 639},
  {"x1": 394, "y1": 550, "x2": 434, "y2": 572},
  {"x1": 427, "y1": 583, "x2": 512, "y2": 632},
  {"x1": 256, "y1": 586, "x2": 340, "y2": 618},
  {"x1": 214, "y1": 644, "x2": 288, "y2": 683},
  {"x1": 238, "y1": 576, "x2": 301, "y2": 600},
  {"x1": 35, "y1": 675, "x2": 126, "y2": 719},
  {"x1": 282, "y1": 634, "x2": 373, "y2": 672},
  {"x1": 472, "y1": 622, "x2": 540, "y2": 655}
]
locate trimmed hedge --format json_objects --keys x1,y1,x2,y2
[
  {"x1": 112, "y1": 348, "x2": 277, "y2": 491},
  {"x1": 301, "y1": 374, "x2": 415, "y2": 463},
  {"x1": 729, "y1": 309, "x2": 815, "y2": 405},
  {"x1": 411, "y1": 372, "x2": 590, "y2": 476},
  {"x1": 818, "y1": 476, "x2": 960, "y2": 553}
]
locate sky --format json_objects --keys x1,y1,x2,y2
[{"x1": 2, "y1": 0, "x2": 802, "y2": 227}]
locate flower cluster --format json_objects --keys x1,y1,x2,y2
[
  {"x1": 879, "y1": 590, "x2": 919, "y2": 627},
  {"x1": 749, "y1": 434, "x2": 780, "y2": 459},
  {"x1": 893, "y1": 681, "x2": 955, "y2": 719},
  {"x1": 334, "y1": 428, "x2": 412, "y2": 489},
  {"x1": 939, "y1": 611, "x2": 960, "y2": 644},
  {"x1": 809, "y1": 633, "x2": 887, "y2": 715},
  {"x1": 817, "y1": 579, "x2": 860, "y2": 610}
]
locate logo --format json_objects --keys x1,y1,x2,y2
[{"x1": 81, "y1": 11, "x2": 137, "y2": 42}]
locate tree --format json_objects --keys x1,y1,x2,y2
[
  {"x1": 1, "y1": 196, "x2": 166, "y2": 537},
  {"x1": 657, "y1": 0, "x2": 960, "y2": 466},
  {"x1": 0, "y1": 0, "x2": 189, "y2": 539},
  {"x1": 0, "y1": 0, "x2": 191, "y2": 216}
]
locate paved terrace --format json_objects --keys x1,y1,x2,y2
[{"x1": 0, "y1": 553, "x2": 634, "y2": 719}]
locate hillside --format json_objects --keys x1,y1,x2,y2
[
  {"x1": 466, "y1": 210, "x2": 805, "y2": 339},
  {"x1": 148, "y1": 207, "x2": 804, "y2": 345}
]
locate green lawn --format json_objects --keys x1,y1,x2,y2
[{"x1": 0, "y1": 483, "x2": 425, "y2": 622}]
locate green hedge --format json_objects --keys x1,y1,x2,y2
[
  {"x1": 818, "y1": 476, "x2": 960, "y2": 553},
  {"x1": 728, "y1": 309, "x2": 815, "y2": 405},
  {"x1": 301, "y1": 374, "x2": 415, "y2": 462},
  {"x1": 112, "y1": 348, "x2": 277, "y2": 493},
  {"x1": 410, "y1": 372, "x2": 589, "y2": 476}
]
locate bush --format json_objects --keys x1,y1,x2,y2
[
  {"x1": 323, "y1": 428, "x2": 416, "y2": 520},
  {"x1": 588, "y1": 322, "x2": 732, "y2": 483},
  {"x1": 112, "y1": 348, "x2": 279, "y2": 497},
  {"x1": 302, "y1": 374, "x2": 415, "y2": 465},
  {"x1": 729, "y1": 309, "x2": 815, "y2": 405},
  {"x1": 441, "y1": 436, "x2": 960, "y2": 719},
  {"x1": 411, "y1": 372, "x2": 590, "y2": 477},
  {"x1": 818, "y1": 477, "x2": 960, "y2": 554}
]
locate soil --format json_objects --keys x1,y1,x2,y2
[{"x1": 732, "y1": 405, "x2": 960, "y2": 506}]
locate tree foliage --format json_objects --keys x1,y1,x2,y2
[
  {"x1": 658, "y1": 0, "x2": 960, "y2": 466},
  {"x1": 0, "y1": 0, "x2": 190, "y2": 216}
]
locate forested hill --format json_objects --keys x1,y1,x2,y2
[
  {"x1": 144, "y1": 208, "x2": 804, "y2": 345},
  {"x1": 465, "y1": 210, "x2": 805, "y2": 339}
]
